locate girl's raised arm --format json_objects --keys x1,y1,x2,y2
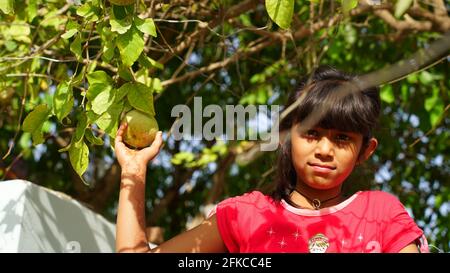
[{"x1": 115, "y1": 123, "x2": 227, "y2": 253}]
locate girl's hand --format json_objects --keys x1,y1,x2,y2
[{"x1": 114, "y1": 122, "x2": 163, "y2": 176}]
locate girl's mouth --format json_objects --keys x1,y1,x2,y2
[{"x1": 308, "y1": 163, "x2": 336, "y2": 173}]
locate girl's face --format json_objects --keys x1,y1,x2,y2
[{"x1": 290, "y1": 124, "x2": 366, "y2": 190}]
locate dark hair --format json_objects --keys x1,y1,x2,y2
[{"x1": 271, "y1": 66, "x2": 381, "y2": 202}]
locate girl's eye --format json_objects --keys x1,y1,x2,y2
[
  {"x1": 305, "y1": 130, "x2": 319, "y2": 137},
  {"x1": 336, "y1": 134, "x2": 351, "y2": 142}
]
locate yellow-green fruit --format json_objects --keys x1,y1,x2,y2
[
  {"x1": 122, "y1": 110, "x2": 159, "y2": 149},
  {"x1": 108, "y1": 0, "x2": 135, "y2": 6}
]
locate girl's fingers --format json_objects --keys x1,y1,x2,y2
[
  {"x1": 115, "y1": 123, "x2": 127, "y2": 145},
  {"x1": 142, "y1": 131, "x2": 163, "y2": 160}
]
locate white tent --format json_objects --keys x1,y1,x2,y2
[{"x1": 0, "y1": 179, "x2": 116, "y2": 253}]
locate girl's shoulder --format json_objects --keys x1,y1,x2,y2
[
  {"x1": 358, "y1": 190, "x2": 402, "y2": 202},
  {"x1": 218, "y1": 190, "x2": 275, "y2": 207},
  {"x1": 356, "y1": 190, "x2": 407, "y2": 211}
]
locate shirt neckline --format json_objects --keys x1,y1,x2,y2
[{"x1": 281, "y1": 191, "x2": 362, "y2": 216}]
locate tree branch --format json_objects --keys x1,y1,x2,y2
[{"x1": 155, "y1": 0, "x2": 260, "y2": 66}]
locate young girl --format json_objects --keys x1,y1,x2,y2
[{"x1": 115, "y1": 66, "x2": 429, "y2": 253}]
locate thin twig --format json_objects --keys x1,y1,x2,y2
[
  {"x1": 2, "y1": 68, "x2": 30, "y2": 160},
  {"x1": 409, "y1": 104, "x2": 450, "y2": 148}
]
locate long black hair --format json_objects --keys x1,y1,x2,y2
[{"x1": 271, "y1": 66, "x2": 381, "y2": 202}]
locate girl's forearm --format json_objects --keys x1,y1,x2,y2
[{"x1": 116, "y1": 170, "x2": 150, "y2": 252}]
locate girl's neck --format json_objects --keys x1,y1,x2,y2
[{"x1": 290, "y1": 183, "x2": 343, "y2": 210}]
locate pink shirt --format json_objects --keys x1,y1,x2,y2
[{"x1": 213, "y1": 190, "x2": 428, "y2": 253}]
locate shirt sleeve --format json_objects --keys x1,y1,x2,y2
[
  {"x1": 214, "y1": 197, "x2": 241, "y2": 253},
  {"x1": 381, "y1": 195, "x2": 425, "y2": 253}
]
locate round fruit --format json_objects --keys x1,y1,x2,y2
[
  {"x1": 122, "y1": 110, "x2": 159, "y2": 149},
  {"x1": 108, "y1": 0, "x2": 135, "y2": 6}
]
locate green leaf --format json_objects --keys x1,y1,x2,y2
[
  {"x1": 171, "y1": 152, "x2": 195, "y2": 165},
  {"x1": 265, "y1": 0, "x2": 294, "y2": 29},
  {"x1": 92, "y1": 87, "x2": 116, "y2": 115},
  {"x1": 86, "y1": 83, "x2": 112, "y2": 102},
  {"x1": 151, "y1": 78, "x2": 163, "y2": 93},
  {"x1": 86, "y1": 111, "x2": 100, "y2": 124},
  {"x1": 30, "y1": 130, "x2": 44, "y2": 145},
  {"x1": 66, "y1": 19, "x2": 79, "y2": 30},
  {"x1": 135, "y1": 70, "x2": 163, "y2": 93},
  {"x1": 118, "y1": 65, "x2": 133, "y2": 81},
  {"x1": 53, "y1": 82, "x2": 74, "y2": 122},
  {"x1": 19, "y1": 132, "x2": 31, "y2": 150},
  {"x1": 4, "y1": 40, "x2": 17, "y2": 51},
  {"x1": 103, "y1": 40, "x2": 116, "y2": 61},
  {"x1": 395, "y1": 0, "x2": 413, "y2": 18},
  {"x1": 95, "y1": 102, "x2": 123, "y2": 138},
  {"x1": 76, "y1": 2, "x2": 99, "y2": 21},
  {"x1": 70, "y1": 66, "x2": 86, "y2": 85},
  {"x1": 406, "y1": 73, "x2": 418, "y2": 84},
  {"x1": 117, "y1": 26, "x2": 144, "y2": 67},
  {"x1": 85, "y1": 129, "x2": 104, "y2": 145},
  {"x1": 0, "y1": 0, "x2": 14, "y2": 14},
  {"x1": 22, "y1": 104, "x2": 50, "y2": 145},
  {"x1": 87, "y1": 70, "x2": 113, "y2": 85},
  {"x1": 110, "y1": 16, "x2": 132, "y2": 34},
  {"x1": 127, "y1": 82, "x2": 156, "y2": 115},
  {"x1": 74, "y1": 112, "x2": 88, "y2": 144},
  {"x1": 400, "y1": 84, "x2": 409, "y2": 102},
  {"x1": 61, "y1": 29, "x2": 78, "y2": 39},
  {"x1": 116, "y1": 82, "x2": 132, "y2": 102},
  {"x1": 138, "y1": 54, "x2": 164, "y2": 70},
  {"x1": 22, "y1": 104, "x2": 48, "y2": 132},
  {"x1": 27, "y1": 0, "x2": 38, "y2": 21},
  {"x1": 419, "y1": 71, "x2": 434, "y2": 85},
  {"x1": 70, "y1": 34, "x2": 82, "y2": 60},
  {"x1": 135, "y1": 17, "x2": 157, "y2": 37},
  {"x1": 429, "y1": 101, "x2": 444, "y2": 127},
  {"x1": 69, "y1": 140, "x2": 89, "y2": 181},
  {"x1": 112, "y1": 4, "x2": 128, "y2": 20},
  {"x1": 5, "y1": 23, "x2": 31, "y2": 43},
  {"x1": 342, "y1": 0, "x2": 358, "y2": 15},
  {"x1": 380, "y1": 85, "x2": 395, "y2": 104},
  {"x1": 424, "y1": 87, "x2": 439, "y2": 111}
]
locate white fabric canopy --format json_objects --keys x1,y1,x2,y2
[{"x1": 0, "y1": 179, "x2": 116, "y2": 253}]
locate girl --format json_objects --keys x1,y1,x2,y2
[{"x1": 115, "y1": 66, "x2": 428, "y2": 253}]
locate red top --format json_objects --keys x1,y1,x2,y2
[{"x1": 212, "y1": 190, "x2": 428, "y2": 253}]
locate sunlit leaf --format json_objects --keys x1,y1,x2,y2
[
  {"x1": 91, "y1": 87, "x2": 116, "y2": 115},
  {"x1": 380, "y1": 85, "x2": 395, "y2": 104},
  {"x1": 22, "y1": 104, "x2": 50, "y2": 145},
  {"x1": 342, "y1": 0, "x2": 358, "y2": 15},
  {"x1": 395, "y1": 0, "x2": 413, "y2": 18},
  {"x1": 69, "y1": 140, "x2": 89, "y2": 182},
  {"x1": 70, "y1": 34, "x2": 83, "y2": 60},
  {"x1": 126, "y1": 82, "x2": 156, "y2": 116},
  {"x1": 265, "y1": 0, "x2": 294, "y2": 29},
  {"x1": 116, "y1": 26, "x2": 144, "y2": 67},
  {"x1": 53, "y1": 82, "x2": 74, "y2": 122},
  {"x1": 135, "y1": 16, "x2": 157, "y2": 37},
  {"x1": 0, "y1": 0, "x2": 14, "y2": 14}
]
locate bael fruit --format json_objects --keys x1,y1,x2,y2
[
  {"x1": 122, "y1": 109, "x2": 159, "y2": 149},
  {"x1": 109, "y1": 0, "x2": 135, "y2": 6}
]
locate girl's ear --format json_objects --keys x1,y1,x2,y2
[{"x1": 358, "y1": 138, "x2": 378, "y2": 164}]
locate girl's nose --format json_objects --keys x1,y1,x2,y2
[{"x1": 315, "y1": 137, "x2": 334, "y2": 158}]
